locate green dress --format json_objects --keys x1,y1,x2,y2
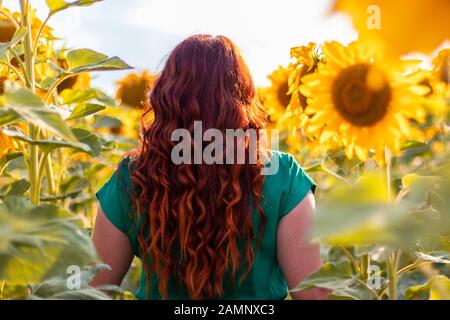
[{"x1": 96, "y1": 150, "x2": 316, "y2": 300}]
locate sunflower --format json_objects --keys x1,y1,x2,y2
[
  {"x1": 0, "y1": 130, "x2": 17, "y2": 157},
  {"x1": 115, "y1": 71, "x2": 156, "y2": 109},
  {"x1": 0, "y1": 123, "x2": 27, "y2": 157},
  {"x1": 96, "y1": 106, "x2": 143, "y2": 139},
  {"x1": 56, "y1": 55, "x2": 91, "y2": 94},
  {"x1": 57, "y1": 72, "x2": 91, "y2": 94},
  {"x1": 432, "y1": 49, "x2": 450, "y2": 84},
  {"x1": 281, "y1": 43, "x2": 326, "y2": 158},
  {"x1": 285, "y1": 42, "x2": 321, "y2": 131},
  {"x1": 11, "y1": 9, "x2": 54, "y2": 41},
  {"x1": 1, "y1": 8, "x2": 55, "y2": 83},
  {"x1": 300, "y1": 41, "x2": 427, "y2": 165},
  {"x1": 333, "y1": 0, "x2": 450, "y2": 56},
  {"x1": 0, "y1": 11, "x2": 17, "y2": 43},
  {"x1": 431, "y1": 49, "x2": 450, "y2": 103}
]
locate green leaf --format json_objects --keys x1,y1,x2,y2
[
  {"x1": 93, "y1": 114, "x2": 122, "y2": 129},
  {"x1": 0, "y1": 151, "x2": 23, "y2": 175},
  {"x1": 1, "y1": 86, "x2": 76, "y2": 142},
  {"x1": 416, "y1": 252, "x2": 450, "y2": 265},
  {"x1": 67, "y1": 103, "x2": 105, "y2": 120},
  {"x1": 45, "y1": 0, "x2": 103, "y2": 15},
  {"x1": 405, "y1": 275, "x2": 450, "y2": 300},
  {"x1": 61, "y1": 88, "x2": 115, "y2": 106},
  {"x1": 67, "y1": 49, "x2": 107, "y2": 70},
  {"x1": 72, "y1": 128, "x2": 103, "y2": 156},
  {"x1": 60, "y1": 175, "x2": 88, "y2": 195},
  {"x1": 0, "y1": 178, "x2": 30, "y2": 197},
  {"x1": 0, "y1": 283, "x2": 29, "y2": 299},
  {"x1": 293, "y1": 261, "x2": 356, "y2": 292},
  {"x1": 0, "y1": 109, "x2": 21, "y2": 126},
  {"x1": 29, "y1": 264, "x2": 113, "y2": 300},
  {"x1": 66, "y1": 49, "x2": 132, "y2": 73},
  {"x1": 2, "y1": 126, "x2": 91, "y2": 154},
  {"x1": 311, "y1": 174, "x2": 450, "y2": 248},
  {"x1": 330, "y1": 285, "x2": 374, "y2": 300},
  {"x1": 0, "y1": 196, "x2": 98, "y2": 285}
]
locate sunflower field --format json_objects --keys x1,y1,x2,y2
[{"x1": 0, "y1": 0, "x2": 449, "y2": 300}]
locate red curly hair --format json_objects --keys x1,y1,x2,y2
[{"x1": 130, "y1": 34, "x2": 268, "y2": 299}]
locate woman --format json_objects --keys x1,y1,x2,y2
[{"x1": 92, "y1": 35, "x2": 327, "y2": 300}]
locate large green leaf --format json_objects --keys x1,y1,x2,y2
[
  {"x1": 1, "y1": 86, "x2": 76, "y2": 142},
  {"x1": 66, "y1": 49, "x2": 132, "y2": 73},
  {"x1": 293, "y1": 261, "x2": 356, "y2": 293},
  {"x1": 60, "y1": 175, "x2": 89, "y2": 196},
  {"x1": 93, "y1": 114, "x2": 122, "y2": 129},
  {"x1": 0, "y1": 109, "x2": 21, "y2": 126},
  {"x1": 0, "y1": 178, "x2": 30, "y2": 197},
  {"x1": 45, "y1": 0, "x2": 103, "y2": 15},
  {"x1": 67, "y1": 103, "x2": 105, "y2": 120},
  {"x1": 311, "y1": 175, "x2": 450, "y2": 248},
  {"x1": 330, "y1": 285, "x2": 374, "y2": 300},
  {"x1": 292, "y1": 261, "x2": 378, "y2": 300},
  {"x1": 28, "y1": 264, "x2": 113, "y2": 300},
  {"x1": 72, "y1": 127, "x2": 103, "y2": 157},
  {"x1": 0, "y1": 196, "x2": 98, "y2": 285},
  {"x1": 405, "y1": 275, "x2": 450, "y2": 300},
  {"x1": 61, "y1": 88, "x2": 115, "y2": 106},
  {"x1": 2, "y1": 126, "x2": 91, "y2": 154}
]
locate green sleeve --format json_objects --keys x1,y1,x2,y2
[
  {"x1": 95, "y1": 158, "x2": 133, "y2": 234},
  {"x1": 279, "y1": 154, "x2": 316, "y2": 218}
]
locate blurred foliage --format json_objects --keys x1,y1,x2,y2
[{"x1": 0, "y1": 0, "x2": 449, "y2": 300}]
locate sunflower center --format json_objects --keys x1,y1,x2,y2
[
  {"x1": 276, "y1": 81, "x2": 291, "y2": 108},
  {"x1": 0, "y1": 19, "x2": 17, "y2": 43},
  {"x1": 332, "y1": 63, "x2": 391, "y2": 127}
]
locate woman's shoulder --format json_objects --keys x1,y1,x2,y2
[
  {"x1": 263, "y1": 150, "x2": 316, "y2": 217},
  {"x1": 115, "y1": 155, "x2": 138, "y2": 186},
  {"x1": 265, "y1": 150, "x2": 304, "y2": 177}
]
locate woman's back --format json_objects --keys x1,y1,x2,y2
[
  {"x1": 96, "y1": 150, "x2": 315, "y2": 299},
  {"x1": 92, "y1": 34, "x2": 325, "y2": 300}
]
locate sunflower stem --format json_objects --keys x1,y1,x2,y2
[
  {"x1": 20, "y1": 0, "x2": 39, "y2": 205},
  {"x1": 44, "y1": 154, "x2": 57, "y2": 196},
  {"x1": 43, "y1": 74, "x2": 77, "y2": 105},
  {"x1": 386, "y1": 253, "x2": 397, "y2": 300},
  {"x1": 0, "y1": 61, "x2": 26, "y2": 85},
  {"x1": 359, "y1": 253, "x2": 370, "y2": 281},
  {"x1": 320, "y1": 163, "x2": 352, "y2": 185},
  {"x1": 339, "y1": 246, "x2": 360, "y2": 273},
  {"x1": 32, "y1": 13, "x2": 51, "y2": 58}
]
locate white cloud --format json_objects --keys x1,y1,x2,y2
[
  {"x1": 2, "y1": 0, "x2": 357, "y2": 90},
  {"x1": 126, "y1": 0, "x2": 357, "y2": 85}
]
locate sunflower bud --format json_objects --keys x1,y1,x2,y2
[
  {"x1": 115, "y1": 71, "x2": 156, "y2": 109},
  {"x1": 0, "y1": 16, "x2": 17, "y2": 43}
]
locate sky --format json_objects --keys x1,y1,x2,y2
[{"x1": 4, "y1": 0, "x2": 357, "y2": 95}]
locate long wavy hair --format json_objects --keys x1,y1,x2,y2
[{"x1": 130, "y1": 34, "x2": 268, "y2": 299}]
